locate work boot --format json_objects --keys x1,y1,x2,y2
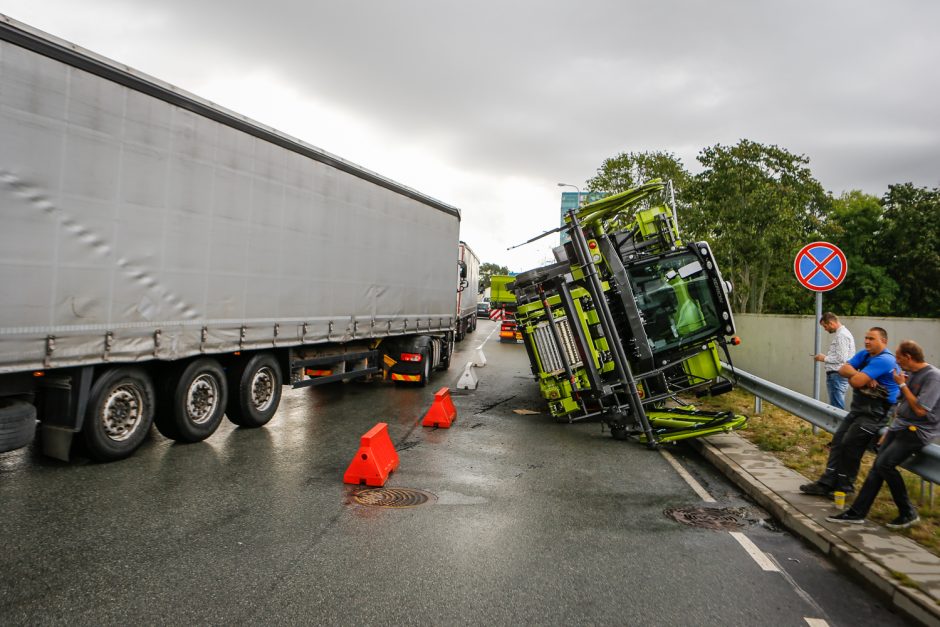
[{"x1": 799, "y1": 482, "x2": 831, "y2": 496}]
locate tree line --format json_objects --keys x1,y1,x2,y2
[{"x1": 584, "y1": 140, "x2": 940, "y2": 318}]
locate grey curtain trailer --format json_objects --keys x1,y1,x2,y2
[{"x1": 0, "y1": 15, "x2": 461, "y2": 461}]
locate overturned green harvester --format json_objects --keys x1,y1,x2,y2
[{"x1": 511, "y1": 180, "x2": 746, "y2": 446}]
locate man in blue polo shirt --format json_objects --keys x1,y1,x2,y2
[{"x1": 801, "y1": 327, "x2": 899, "y2": 497}]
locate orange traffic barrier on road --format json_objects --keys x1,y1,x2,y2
[
  {"x1": 343, "y1": 422, "x2": 400, "y2": 486},
  {"x1": 422, "y1": 387, "x2": 457, "y2": 428}
]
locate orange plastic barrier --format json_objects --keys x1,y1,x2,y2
[
  {"x1": 422, "y1": 387, "x2": 457, "y2": 428},
  {"x1": 343, "y1": 422, "x2": 400, "y2": 486}
]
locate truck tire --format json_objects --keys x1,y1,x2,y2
[
  {"x1": 470, "y1": 316, "x2": 477, "y2": 332},
  {"x1": 226, "y1": 353, "x2": 282, "y2": 428},
  {"x1": 156, "y1": 358, "x2": 227, "y2": 443},
  {"x1": 440, "y1": 336, "x2": 453, "y2": 371},
  {"x1": 0, "y1": 399, "x2": 37, "y2": 453},
  {"x1": 81, "y1": 367, "x2": 155, "y2": 462},
  {"x1": 455, "y1": 319, "x2": 465, "y2": 342},
  {"x1": 419, "y1": 348, "x2": 432, "y2": 386}
]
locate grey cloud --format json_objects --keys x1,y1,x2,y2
[{"x1": 7, "y1": 1, "x2": 940, "y2": 197}]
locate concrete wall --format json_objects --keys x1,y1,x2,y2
[{"x1": 728, "y1": 314, "x2": 940, "y2": 399}]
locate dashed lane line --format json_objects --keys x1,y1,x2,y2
[
  {"x1": 729, "y1": 532, "x2": 780, "y2": 572},
  {"x1": 664, "y1": 452, "x2": 830, "y2": 622},
  {"x1": 663, "y1": 450, "x2": 785, "y2": 574},
  {"x1": 660, "y1": 449, "x2": 716, "y2": 502},
  {"x1": 766, "y1": 553, "x2": 830, "y2": 623}
]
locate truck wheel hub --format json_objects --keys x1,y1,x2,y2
[
  {"x1": 102, "y1": 385, "x2": 143, "y2": 441},
  {"x1": 186, "y1": 375, "x2": 218, "y2": 424}
]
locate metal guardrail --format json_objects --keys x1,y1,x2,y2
[{"x1": 721, "y1": 364, "x2": 940, "y2": 485}]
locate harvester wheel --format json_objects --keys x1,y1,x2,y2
[{"x1": 610, "y1": 424, "x2": 629, "y2": 441}]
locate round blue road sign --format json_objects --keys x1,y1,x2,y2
[{"x1": 794, "y1": 241, "x2": 847, "y2": 292}]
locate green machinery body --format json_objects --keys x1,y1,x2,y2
[
  {"x1": 490, "y1": 274, "x2": 521, "y2": 342},
  {"x1": 489, "y1": 275, "x2": 518, "y2": 308},
  {"x1": 511, "y1": 180, "x2": 746, "y2": 445}
]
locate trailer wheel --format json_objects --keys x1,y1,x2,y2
[
  {"x1": 81, "y1": 367, "x2": 155, "y2": 462},
  {"x1": 226, "y1": 353, "x2": 282, "y2": 428},
  {"x1": 0, "y1": 399, "x2": 37, "y2": 453},
  {"x1": 455, "y1": 319, "x2": 465, "y2": 342},
  {"x1": 469, "y1": 316, "x2": 477, "y2": 333},
  {"x1": 156, "y1": 359, "x2": 227, "y2": 443}
]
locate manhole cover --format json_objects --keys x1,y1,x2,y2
[
  {"x1": 664, "y1": 506, "x2": 748, "y2": 531},
  {"x1": 353, "y1": 487, "x2": 434, "y2": 508}
]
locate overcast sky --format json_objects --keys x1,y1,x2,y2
[{"x1": 4, "y1": 2, "x2": 938, "y2": 270}]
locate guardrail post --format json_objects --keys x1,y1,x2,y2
[{"x1": 753, "y1": 395, "x2": 762, "y2": 415}]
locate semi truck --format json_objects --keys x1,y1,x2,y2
[
  {"x1": 454, "y1": 241, "x2": 480, "y2": 341},
  {"x1": 0, "y1": 16, "x2": 462, "y2": 461},
  {"x1": 489, "y1": 274, "x2": 520, "y2": 342},
  {"x1": 510, "y1": 180, "x2": 746, "y2": 445}
]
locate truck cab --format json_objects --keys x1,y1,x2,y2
[{"x1": 489, "y1": 275, "x2": 520, "y2": 342}]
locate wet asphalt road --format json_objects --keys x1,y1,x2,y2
[{"x1": 0, "y1": 320, "x2": 909, "y2": 625}]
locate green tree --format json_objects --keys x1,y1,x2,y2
[
  {"x1": 585, "y1": 150, "x2": 692, "y2": 202},
  {"x1": 479, "y1": 262, "x2": 509, "y2": 291},
  {"x1": 686, "y1": 140, "x2": 830, "y2": 313},
  {"x1": 880, "y1": 183, "x2": 940, "y2": 317},
  {"x1": 821, "y1": 190, "x2": 898, "y2": 316}
]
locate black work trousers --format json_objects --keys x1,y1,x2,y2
[
  {"x1": 817, "y1": 395, "x2": 890, "y2": 492},
  {"x1": 848, "y1": 429, "x2": 922, "y2": 517}
]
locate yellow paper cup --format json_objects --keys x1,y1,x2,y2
[{"x1": 833, "y1": 491, "x2": 846, "y2": 509}]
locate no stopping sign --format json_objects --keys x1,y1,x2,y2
[{"x1": 794, "y1": 241, "x2": 847, "y2": 292}]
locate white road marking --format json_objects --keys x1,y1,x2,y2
[
  {"x1": 766, "y1": 554, "x2": 830, "y2": 620},
  {"x1": 450, "y1": 322, "x2": 497, "y2": 387},
  {"x1": 729, "y1": 532, "x2": 780, "y2": 572},
  {"x1": 660, "y1": 449, "x2": 830, "y2": 618},
  {"x1": 660, "y1": 449, "x2": 716, "y2": 502},
  {"x1": 480, "y1": 322, "x2": 499, "y2": 346}
]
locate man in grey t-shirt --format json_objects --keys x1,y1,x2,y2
[
  {"x1": 828, "y1": 340, "x2": 940, "y2": 529},
  {"x1": 814, "y1": 312, "x2": 855, "y2": 409}
]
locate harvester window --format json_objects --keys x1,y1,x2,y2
[{"x1": 628, "y1": 252, "x2": 721, "y2": 355}]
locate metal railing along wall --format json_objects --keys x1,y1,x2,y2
[{"x1": 721, "y1": 364, "x2": 940, "y2": 487}]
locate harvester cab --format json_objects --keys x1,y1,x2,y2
[{"x1": 511, "y1": 180, "x2": 746, "y2": 446}]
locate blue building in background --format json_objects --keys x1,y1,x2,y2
[{"x1": 559, "y1": 191, "x2": 605, "y2": 243}]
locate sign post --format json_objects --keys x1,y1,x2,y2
[{"x1": 794, "y1": 242, "x2": 847, "y2": 427}]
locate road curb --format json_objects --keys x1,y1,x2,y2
[{"x1": 691, "y1": 433, "x2": 940, "y2": 627}]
